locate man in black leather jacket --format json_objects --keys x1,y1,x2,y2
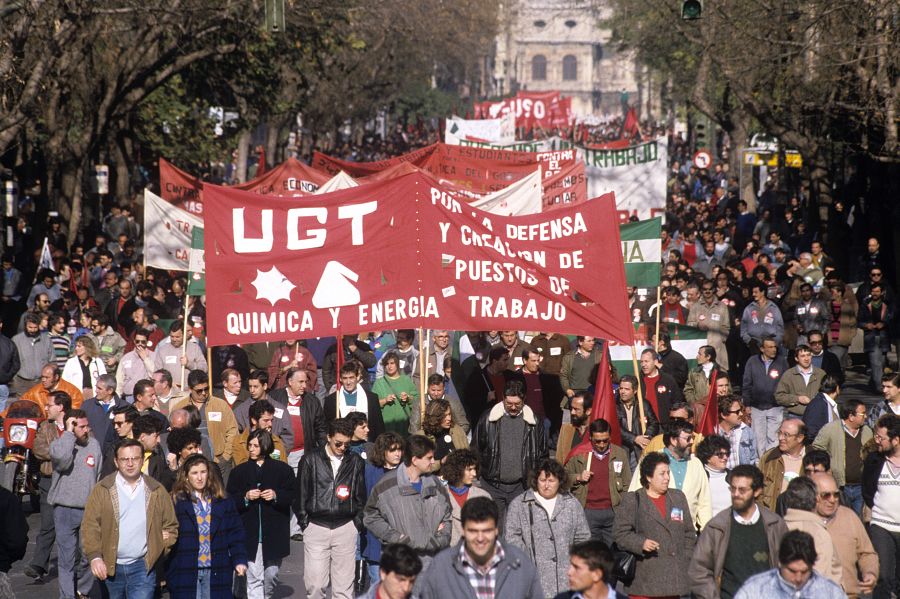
[
  {"x1": 471, "y1": 380, "x2": 548, "y2": 530},
  {"x1": 294, "y1": 417, "x2": 366, "y2": 599}
]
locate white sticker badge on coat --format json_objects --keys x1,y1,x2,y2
[{"x1": 208, "y1": 411, "x2": 222, "y2": 422}]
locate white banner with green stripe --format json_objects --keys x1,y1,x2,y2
[
  {"x1": 620, "y1": 218, "x2": 662, "y2": 288},
  {"x1": 609, "y1": 322, "x2": 707, "y2": 375}
]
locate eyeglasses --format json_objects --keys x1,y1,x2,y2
[
  {"x1": 192, "y1": 386, "x2": 210, "y2": 394},
  {"x1": 874, "y1": 433, "x2": 888, "y2": 442},
  {"x1": 134, "y1": 340, "x2": 148, "y2": 346},
  {"x1": 331, "y1": 440, "x2": 348, "y2": 448},
  {"x1": 853, "y1": 411, "x2": 866, "y2": 418},
  {"x1": 871, "y1": 272, "x2": 883, "y2": 277},
  {"x1": 777, "y1": 431, "x2": 798, "y2": 438},
  {"x1": 714, "y1": 450, "x2": 730, "y2": 458},
  {"x1": 818, "y1": 491, "x2": 840, "y2": 500},
  {"x1": 723, "y1": 408, "x2": 743, "y2": 415},
  {"x1": 116, "y1": 456, "x2": 142, "y2": 463}
]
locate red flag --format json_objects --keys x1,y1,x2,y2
[
  {"x1": 622, "y1": 107, "x2": 640, "y2": 139},
  {"x1": 565, "y1": 348, "x2": 622, "y2": 463},
  {"x1": 257, "y1": 146, "x2": 267, "y2": 176},
  {"x1": 696, "y1": 370, "x2": 720, "y2": 436}
]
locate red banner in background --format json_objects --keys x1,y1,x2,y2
[
  {"x1": 310, "y1": 144, "x2": 439, "y2": 178},
  {"x1": 159, "y1": 158, "x2": 204, "y2": 215},
  {"x1": 203, "y1": 172, "x2": 633, "y2": 346},
  {"x1": 159, "y1": 157, "x2": 332, "y2": 216},
  {"x1": 474, "y1": 90, "x2": 572, "y2": 131}
]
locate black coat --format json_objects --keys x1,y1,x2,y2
[
  {"x1": 0, "y1": 486, "x2": 28, "y2": 572},
  {"x1": 639, "y1": 371, "x2": 683, "y2": 424},
  {"x1": 616, "y1": 395, "x2": 660, "y2": 463},
  {"x1": 472, "y1": 403, "x2": 549, "y2": 484},
  {"x1": 268, "y1": 389, "x2": 326, "y2": 450},
  {"x1": 659, "y1": 348, "x2": 689, "y2": 389},
  {"x1": 322, "y1": 389, "x2": 384, "y2": 442},
  {"x1": 461, "y1": 364, "x2": 514, "y2": 426},
  {"x1": 294, "y1": 446, "x2": 366, "y2": 531},
  {"x1": 226, "y1": 457, "x2": 296, "y2": 562},
  {"x1": 0, "y1": 334, "x2": 20, "y2": 385}
]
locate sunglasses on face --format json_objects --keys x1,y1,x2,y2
[
  {"x1": 331, "y1": 440, "x2": 348, "y2": 448},
  {"x1": 818, "y1": 491, "x2": 840, "y2": 500},
  {"x1": 192, "y1": 386, "x2": 210, "y2": 395}
]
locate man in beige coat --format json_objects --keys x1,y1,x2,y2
[
  {"x1": 781, "y1": 476, "x2": 843, "y2": 587},
  {"x1": 813, "y1": 473, "x2": 878, "y2": 598},
  {"x1": 775, "y1": 345, "x2": 825, "y2": 417},
  {"x1": 687, "y1": 282, "x2": 731, "y2": 369}
]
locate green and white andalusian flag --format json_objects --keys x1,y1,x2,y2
[
  {"x1": 620, "y1": 217, "x2": 662, "y2": 288},
  {"x1": 609, "y1": 322, "x2": 707, "y2": 375},
  {"x1": 187, "y1": 226, "x2": 205, "y2": 296}
]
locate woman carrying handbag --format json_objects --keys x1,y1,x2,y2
[
  {"x1": 613, "y1": 452, "x2": 697, "y2": 599},
  {"x1": 166, "y1": 454, "x2": 248, "y2": 599}
]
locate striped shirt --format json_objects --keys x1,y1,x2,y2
[
  {"x1": 50, "y1": 333, "x2": 71, "y2": 369},
  {"x1": 871, "y1": 460, "x2": 900, "y2": 533}
]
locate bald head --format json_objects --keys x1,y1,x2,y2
[
  {"x1": 811, "y1": 472, "x2": 840, "y2": 518},
  {"x1": 169, "y1": 409, "x2": 189, "y2": 429}
]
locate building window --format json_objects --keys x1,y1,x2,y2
[
  {"x1": 565, "y1": 20, "x2": 577, "y2": 28},
  {"x1": 562, "y1": 55, "x2": 577, "y2": 81},
  {"x1": 532, "y1": 55, "x2": 547, "y2": 81},
  {"x1": 533, "y1": 19, "x2": 546, "y2": 28}
]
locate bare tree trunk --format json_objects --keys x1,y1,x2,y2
[
  {"x1": 113, "y1": 132, "x2": 131, "y2": 205},
  {"x1": 235, "y1": 129, "x2": 251, "y2": 183},
  {"x1": 65, "y1": 161, "x2": 85, "y2": 248}
]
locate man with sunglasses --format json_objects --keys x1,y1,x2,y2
[
  {"x1": 811, "y1": 472, "x2": 878, "y2": 599},
  {"x1": 171, "y1": 369, "x2": 237, "y2": 475},
  {"x1": 716, "y1": 395, "x2": 757, "y2": 468},
  {"x1": 688, "y1": 281, "x2": 731, "y2": 370},
  {"x1": 115, "y1": 328, "x2": 156, "y2": 401},
  {"x1": 295, "y1": 417, "x2": 366, "y2": 599}
]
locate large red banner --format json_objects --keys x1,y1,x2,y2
[
  {"x1": 474, "y1": 91, "x2": 572, "y2": 131},
  {"x1": 312, "y1": 143, "x2": 584, "y2": 204},
  {"x1": 203, "y1": 172, "x2": 633, "y2": 346},
  {"x1": 158, "y1": 158, "x2": 331, "y2": 215}
]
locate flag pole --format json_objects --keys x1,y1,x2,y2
[
  {"x1": 180, "y1": 297, "x2": 190, "y2": 390},
  {"x1": 418, "y1": 328, "x2": 427, "y2": 422},
  {"x1": 631, "y1": 345, "x2": 647, "y2": 435},
  {"x1": 207, "y1": 344, "x2": 213, "y2": 393},
  {"x1": 654, "y1": 285, "x2": 662, "y2": 357}
]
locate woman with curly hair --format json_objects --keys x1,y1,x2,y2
[
  {"x1": 166, "y1": 453, "x2": 247, "y2": 599},
  {"x1": 442, "y1": 448, "x2": 491, "y2": 545},
  {"x1": 505, "y1": 458, "x2": 590, "y2": 597},
  {"x1": 417, "y1": 398, "x2": 468, "y2": 468}
]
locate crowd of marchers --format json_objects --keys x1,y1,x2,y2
[{"x1": 0, "y1": 127, "x2": 898, "y2": 599}]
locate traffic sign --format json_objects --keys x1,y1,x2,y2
[{"x1": 693, "y1": 150, "x2": 712, "y2": 169}]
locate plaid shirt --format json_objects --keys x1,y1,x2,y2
[{"x1": 459, "y1": 540, "x2": 505, "y2": 599}]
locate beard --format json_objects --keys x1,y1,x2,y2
[{"x1": 571, "y1": 414, "x2": 588, "y2": 427}]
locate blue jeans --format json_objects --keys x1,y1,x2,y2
[
  {"x1": 196, "y1": 568, "x2": 211, "y2": 599},
  {"x1": 103, "y1": 559, "x2": 156, "y2": 599},
  {"x1": 367, "y1": 561, "x2": 381, "y2": 588},
  {"x1": 0, "y1": 384, "x2": 8, "y2": 414},
  {"x1": 841, "y1": 484, "x2": 863, "y2": 516}
]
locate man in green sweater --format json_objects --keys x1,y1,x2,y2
[{"x1": 688, "y1": 464, "x2": 789, "y2": 599}]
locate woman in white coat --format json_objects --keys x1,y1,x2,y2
[{"x1": 61, "y1": 335, "x2": 106, "y2": 399}]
